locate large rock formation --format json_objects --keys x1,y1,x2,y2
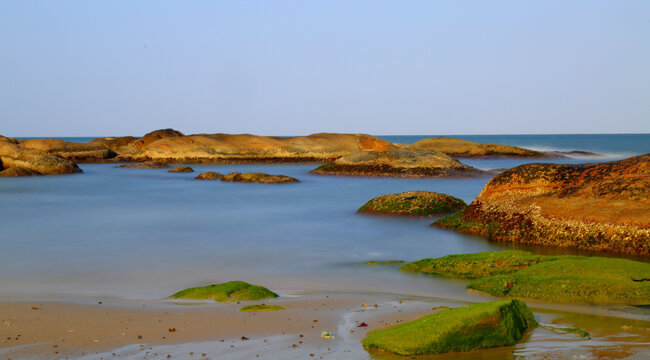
[
  {"x1": 0, "y1": 136, "x2": 82, "y2": 176},
  {"x1": 408, "y1": 137, "x2": 546, "y2": 158},
  {"x1": 89, "y1": 130, "x2": 395, "y2": 163},
  {"x1": 434, "y1": 155, "x2": 650, "y2": 255},
  {"x1": 310, "y1": 149, "x2": 484, "y2": 177}
]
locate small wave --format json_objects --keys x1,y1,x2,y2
[{"x1": 524, "y1": 146, "x2": 636, "y2": 159}]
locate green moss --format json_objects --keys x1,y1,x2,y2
[
  {"x1": 542, "y1": 325, "x2": 590, "y2": 338},
  {"x1": 362, "y1": 299, "x2": 537, "y2": 355},
  {"x1": 403, "y1": 251, "x2": 650, "y2": 305},
  {"x1": 169, "y1": 281, "x2": 278, "y2": 302},
  {"x1": 358, "y1": 191, "x2": 466, "y2": 216},
  {"x1": 400, "y1": 250, "x2": 557, "y2": 279},
  {"x1": 240, "y1": 304, "x2": 285, "y2": 312},
  {"x1": 365, "y1": 260, "x2": 405, "y2": 266},
  {"x1": 468, "y1": 257, "x2": 650, "y2": 305}
]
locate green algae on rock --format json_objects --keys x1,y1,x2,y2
[
  {"x1": 168, "y1": 166, "x2": 194, "y2": 173},
  {"x1": 402, "y1": 251, "x2": 650, "y2": 305},
  {"x1": 221, "y1": 172, "x2": 299, "y2": 183},
  {"x1": 400, "y1": 250, "x2": 557, "y2": 280},
  {"x1": 240, "y1": 304, "x2": 285, "y2": 312},
  {"x1": 169, "y1": 281, "x2": 278, "y2": 302},
  {"x1": 467, "y1": 256, "x2": 650, "y2": 305},
  {"x1": 433, "y1": 154, "x2": 650, "y2": 256},
  {"x1": 358, "y1": 191, "x2": 466, "y2": 216},
  {"x1": 194, "y1": 171, "x2": 223, "y2": 180},
  {"x1": 362, "y1": 299, "x2": 537, "y2": 356}
]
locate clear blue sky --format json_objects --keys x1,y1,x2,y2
[{"x1": 1, "y1": 1, "x2": 649, "y2": 136}]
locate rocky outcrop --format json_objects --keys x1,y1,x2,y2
[
  {"x1": 408, "y1": 137, "x2": 547, "y2": 158},
  {"x1": 221, "y1": 172, "x2": 298, "y2": 184},
  {"x1": 195, "y1": 171, "x2": 223, "y2": 180},
  {"x1": 18, "y1": 138, "x2": 117, "y2": 162},
  {"x1": 0, "y1": 137, "x2": 83, "y2": 175},
  {"x1": 168, "y1": 166, "x2": 194, "y2": 173},
  {"x1": 311, "y1": 149, "x2": 484, "y2": 177},
  {"x1": 434, "y1": 154, "x2": 650, "y2": 255},
  {"x1": 358, "y1": 191, "x2": 466, "y2": 216}
]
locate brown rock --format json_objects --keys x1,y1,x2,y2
[
  {"x1": 0, "y1": 153, "x2": 82, "y2": 175},
  {"x1": 135, "y1": 129, "x2": 184, "y2": 150},
  {"x1": 310, "y1": 149, "x2": 484, "y2": 178},
  {"x1": 0, "y1": 167, "x2": 42, "y2": 177},
  {"x1": 221, "y1": 172, "x2": 299, "y2": 184},
  {"x1": 168, "y1": 166, "x2": 194, "y2": 173},
  {"x1": 195, "y1": 171, "x2": 223, "y2": 180},
  {"x1": 434, "y1": 154, "x2": 650, "y2": 255},
  {"x1": 409, "y1": 137, "x2": 546, "y2": 158}
]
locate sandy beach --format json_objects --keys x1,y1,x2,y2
[{"x1": 2, "y1": 290, "x2": 650, "y2": 360}]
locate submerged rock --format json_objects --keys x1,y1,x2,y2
[
  {"x1": 362, "y1": 299, "x2": 537, "y2": 355},
  {"x1": 408, "y1": 137, "x2": 547, "y2": 158},
  {"x1": 168, "y1": 166, "x2": 194, "y2": 173},
  {"x1": 358, "y1": 191, "x2": 466, "y2": 216},
  {"x1": 401, "y1": 251, "x2": 650, "y2": 305},
  {"x1": 221, "y1": 172, "x2": 299, "y2": 183},
  {"x1": 195, "y1": 171, "x2": 223, "y2": 180},
  {"x1": 434, "y1": 154, "x2": 650, "y2": 255},
  {"x1": 117, "y1": 161, "x2": 169, "y2": 169},
  {"x1": 311, "y1": 149, "x2": 484, "y2": 178},
  {"x1": 169, "y1": 281, "x2": 278, "y2": 302}
]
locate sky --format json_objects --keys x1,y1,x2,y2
[{"x1": 1, "y1": 1, "x2": 649, "y2": 137}]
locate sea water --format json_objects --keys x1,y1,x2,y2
[{"x1": 0, "y1": 134, "x2": 648, "y2": 302}]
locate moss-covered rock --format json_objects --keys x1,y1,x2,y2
[
  {"x1": 168, "y1": 166, "x2": 194, "y2": 173},
  {"x1": 402, "y1": 251, "x2": 650, "y2": 305},
  {"x1": 362, "y1": 299, "x2": 537, "y2": 355},
  {"x1": 195, "y1": 171, "x2": 223, "y2": 180},
  {"x1": 169, "y1": 281, "x2": 278, "y2": 302},
  {"x1": 358, "y1": 191, "x2": 466, "y2": 216},
  {"x1": 221, "y1": 172, "x2": 298, "y2": 183},
  {"x1": 400, "y1": 250, "x2": 557, "y2": 279},
  {"x1": 467, "y1": 257, "x2": 650, "y2": 305},
  {"x1": 240, "y1": 304, "x2": 285, "y2": 312}
]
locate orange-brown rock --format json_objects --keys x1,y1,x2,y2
[
  {"x1": 134, "y1": 128, "x2": 185, "y2": 150},
  {"x1": 409, "y1": 137, "x2": 546, "y2": 158},
  {"x1": 434, "y1": 154, "x2": 650, "y2": 255},
  {"x1": 195, "y1": 171, "x2": 223, "y2": 180},
  {"x1": 117, "y1": 161, "x2": 169, "y2": 169},
  {"x1": 112, "y1": 132, "x2": 396, "y2": 163},
  {"x1": 0, "y1": 167, "x2": 42, "y2": 177},
  {"x1": 310, "y1": 149, "x2": 484, "y2": 178},
  {"x1": 221, "y1": 172, "x2": 298, "y2": 184}
]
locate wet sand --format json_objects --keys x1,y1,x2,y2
[
  {"x1": 2, "y1": 291, "x2": 650, "y2": 360},
  {"x1": 0, "y1": 293, "x2": 437, "y2": 359}
]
